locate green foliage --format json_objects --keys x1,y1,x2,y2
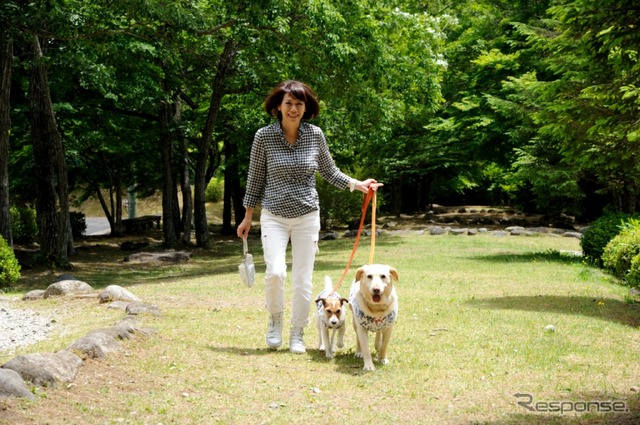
[
  {"x1": 412, "y1": 1, "x2": 553, "y2": 211},
  {"x1": 602, "y1": 219, "x2": 640, "y2": 280},
  {"x1": 507, "y1": 0, "x2": 640, "y2": 213},
  {"x1": 509, "y1": 140, "x2": 584, "y2": 215},
  {"x1": 316, "y1": 176, "x2": 363, "y2": 230},
  {"x1": 10, "y1": 206, "x2": 38, "y2": 244},
  {"x1": 580, "y1": 211, "x2": 633, "y2": 266},
  {"x1": 205, "y1": 178, "x2": 224, "y2": 203},
  {"x1": 626, "y1": 253, "x2": 640, "y2": 288},
  {"x1": 5, "y1": 0, "x2": 640, "y2": 244},
  {"x1": 70, "y1": 211, "x2": 87, "y2": 238},
  {"x1": 0, "y1": 235, "x2": 20, "y2": 288}
]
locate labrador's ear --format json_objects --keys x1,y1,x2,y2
[
  {"x1": 355, "y1": 266, "x2": 366, "y2": 283},
  {"x1": 389, "y1": 267, "x2": 399, "y2": 282}
]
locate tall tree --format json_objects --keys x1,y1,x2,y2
[
  {"x1": 0, "y1": 37, "x2": 12, "y2": 246},
  {"x1": 29, "y1": 35, "x2": 72, "y2": 265},
  {"x1": 192, "y1": 40, "x2": 236, "y2": 247},
  {"x1": 0, "y1": 0, "x2": 24, "y2": 246}
]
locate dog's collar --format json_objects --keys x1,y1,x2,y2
[{"x1": 350, "y1": 297, "x2": 397, "y2": 332}]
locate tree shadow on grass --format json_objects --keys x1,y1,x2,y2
[
  {"x1": 469, "y1": 295, "x2": 640, "y2": 328},
  {"x1": 473, "y1": 250, "x2": 584, "y2": 265},
  {"x1": 205, "y1": 344, "x2": 292, "y2": 357},
  {"x1": 205, "y1": 344, "x2": 366, "y2": 375},
  {"x1": 206, "y1": 342, "x2": 396, "y2": 375}
]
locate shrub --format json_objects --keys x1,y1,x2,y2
[
  {"x1": 205, "y1": 178, "x2": 224, "y2": 203},
  {"x1": 10, "y1": 206, "x2": 38, "y2": 244},
  {"x1": 602, "y1": 219, "x2": 640, "y2": 280},
  {"x1": 580, "y1": 210, "x2": 632, "y2": 266},
  {"x1": 70, "y1": 211, "x2": 87, "y2": 238},
  {"x1": 627, "y1": 253, "x2": 640, "y2": 288},
  {"x1": 0, "y1": 235, "x2": 20, "y2": 287}
]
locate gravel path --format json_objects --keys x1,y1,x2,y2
[{"x1": 0, "y1": 298, "x2": 54, "y2": 357}]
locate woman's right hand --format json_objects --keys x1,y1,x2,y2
[
  {"x1": 237, "y1": 209, "x2": 254, "y2": 238},
  {"x1": 237, "y1": 218, "x2": 251, "y2": 238}
]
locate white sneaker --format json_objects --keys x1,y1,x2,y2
[
  {"x1": 266, "y1": 313, "x2": 282, "y2": 348},
  {"x1": 289, "y1": 327, "x2": 306, "y2": 354}
]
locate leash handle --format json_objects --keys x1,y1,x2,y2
[{"x1": 242, "y1": 237, "x2": 249, "y2": 257}]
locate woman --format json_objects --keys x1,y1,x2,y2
[{"x1": 237, "y1": 80, "x2": 381, "y2": 354}]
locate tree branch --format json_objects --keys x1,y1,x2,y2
[{"x1": 196, "y1": 19, "x2": 238, "y2": 35}]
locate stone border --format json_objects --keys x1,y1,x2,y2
[
  {"x1": 0, "y1": 276, "x2": 160, "y2": 402},
  {"x1": 321, "y1": 225, "x2": 585, "y2": 241}
]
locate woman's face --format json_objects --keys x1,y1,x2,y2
[{"x1": 278, "y1": 93, "x2": 306, "y2": 126}]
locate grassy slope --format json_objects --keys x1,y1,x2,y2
[{"x1": 1, "y1": 232, "x2": 639, "y2": 424}]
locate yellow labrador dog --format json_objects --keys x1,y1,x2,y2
[{"x1": 349, "y1": 264, "x2": 399, "y2": 371}]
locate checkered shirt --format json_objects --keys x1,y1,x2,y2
[{"x1": 243, "y1": 121, "x2": 351, "y2": 218}]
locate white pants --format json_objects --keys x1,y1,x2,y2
[{"x1": 261, "y1": 210, "x2": 320, "y2": 328}]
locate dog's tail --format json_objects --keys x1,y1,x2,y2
[{"x1": 324, "y1": 275, "x2": 333, "y2": 293}]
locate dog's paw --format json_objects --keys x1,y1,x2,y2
[
  {"x1": 354, "y1": 352, "x2": 363, "y2": 359},
  {"x1": 363, "y1": 362, "x2": 376, "y2": 371},
  {"x1": 379, "y1": 357, "x2": 389, "y2": 365},
  {"x1": 325, "y1": 352, "x2": 334, "y2": 359},
  {"x1": 336, "y1": 341, "x2": 344, "y2": 349},
  {"x1": 318, "y1": 344, "x2": 325, "y2": 351}
]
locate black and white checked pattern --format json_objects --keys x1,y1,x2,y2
[{"x1": 243, "y1": 122, "x2": 351, "y2": 218}]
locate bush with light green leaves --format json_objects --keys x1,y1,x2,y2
[
  {"x1": 205, "y1": 178, "x2": 224, "y2": 203},
  {"x1": 580, "y1": 210, "x2": 634, "y2": 266},
  {"x1": 0, "y1": 235, "x2": 21, "y2": 288},
  {"x1": 602, "y1": 219, "x2": 640, "y2": 283}
]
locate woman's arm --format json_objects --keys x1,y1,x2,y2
[
  {"x1": 238, "y1": 129, "x2": 266, "y2": 238},
  {"x1": 237, "y1": 207, "x2": 254, "y2": 238}
]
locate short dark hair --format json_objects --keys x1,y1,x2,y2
[{"x1": 264, "y1": 80, "x2": 320, "y2": 121}]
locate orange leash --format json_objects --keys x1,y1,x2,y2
[
  {"x1": 369, "y1": 189, "x2": 377, "y2": 264},
  {"x1": 331, "y1": 188, "x2": 376, "y2": 294}
]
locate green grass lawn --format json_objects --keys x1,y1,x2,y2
[{"x1": 2, "y1": 231, "x2": 639, "y2": 424}]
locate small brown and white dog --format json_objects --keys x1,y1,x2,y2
[
  {"x1": 315, "y1": 276, "x2": 349, "y2": 359},
  {"x1": 349, "y1": 264, "x2": 399, "y2": 371}
]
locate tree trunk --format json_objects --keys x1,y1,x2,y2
[
  {"x1": 93, "y1": 182, "x2": 114, "y2": 235},
  {"x1": 29, "y1": 35, "x2": 71, "y2": 266},
  {"x1": 114, "y1": 177, "x2": 123, "y2": 235},
  {"x1": 0, "y1": 38, "x2": 12, "y2": 246},
  {"x1": 180, "y1": 170, "x2": 193, "y2": 244},
  {"x1": 179, "y1": 128, "x2": 193, "y2": 244},
  {"x1": 221, "y1": 138, "x2": 242, "y2": 235},
  {"x1": 393, "y1": 175, "x2": 402, "y2": 217},
  {"x1": 622, "y1": 187, "x2": 637, "y2": 214},
  {"x1": 159, "y1": 100, "x2": 178, "y2": 247},
  {"x1": 194, "y1": 40, "x2": 236, "y2": 247}
]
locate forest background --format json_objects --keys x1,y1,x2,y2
[{"x1": 1, "y1": 0, "x2": 639, "y2": 266}]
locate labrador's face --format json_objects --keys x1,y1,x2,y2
[{"x1": 355, "y1": 264, "x2": 399, "y2": 304}]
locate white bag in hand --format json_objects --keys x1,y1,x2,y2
[{"x1": 238, "y1": 237, "x2": 255, "y2": 287}]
